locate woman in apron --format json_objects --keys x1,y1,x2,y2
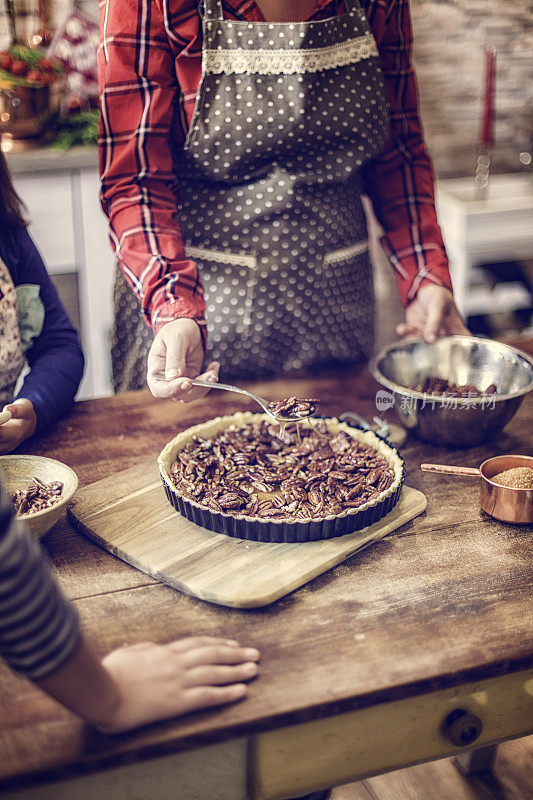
[{"x1": 99, "y1": 0, "x2": 467, "y2": 399}]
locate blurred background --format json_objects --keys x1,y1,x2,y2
[
  {"x1": 374, "y1": 0, "x2": 533, "y2": 356},
  {"x1": 1, "y1": 0, "x2": 532, "y2": 398}
]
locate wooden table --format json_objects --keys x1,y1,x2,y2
[{"x1": 1, "y1": 365, "x2": 532, "y2": 800}]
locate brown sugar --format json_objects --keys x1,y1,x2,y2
[{"x1": 491, "y1": 467, "x2": 533, "y2": 489}]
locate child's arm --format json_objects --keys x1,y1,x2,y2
[
  {"x1": 7, "y1": 227, "x2": 84, "y2": 436},
  {"x1": 39, "y1": 635, "x2": 259, "y2": 734},
  {"x1": 0, "y1": 487, "x2": 259, "y2": 732}
]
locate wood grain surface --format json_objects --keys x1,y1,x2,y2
[
  {"x1": 1, "y1": 361, "x2": 532, "y2": 787},
  {"x1": 68, "y1": 462, "x2": 426, "y2": 608}
]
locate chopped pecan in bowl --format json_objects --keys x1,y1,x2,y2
[{"x1": 12, "y1": 477, "x2": 63, "y2": 516}]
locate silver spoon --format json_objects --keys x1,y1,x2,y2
[{"x1": 152, "y1": 374, "x2": 314, "y2": 424}]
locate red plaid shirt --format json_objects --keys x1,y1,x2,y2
[{"x1": 98, "y1": 0, "x2": 453, "y2": 338}]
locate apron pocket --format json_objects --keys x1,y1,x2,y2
[
  {"x1": 320, "y1": 239, "x2": 373, "y2": 361},
  {"x1": 323, "y1": 240, "x2": 369, "y2": 268},
  {"x1": 185, "y1": 244, "x2": 258, "y2": 360}
]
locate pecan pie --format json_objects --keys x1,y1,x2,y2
[{"x1": 159, "y1": 413, "x2": 404, "y2": 542}]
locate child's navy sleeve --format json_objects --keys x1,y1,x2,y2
[{"x1": 10, "y1": 228, "x2": 85, "y2": 434}]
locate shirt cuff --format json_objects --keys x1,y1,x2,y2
[
  {"x1": 151, "y1": 301, "x2": 208, "y2": 354},
  {"x1": 380, "y1": 228, "x2": 454, "y2": 308}
]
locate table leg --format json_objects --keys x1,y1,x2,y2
[{"x1": 453, "y1": 745, "x2": 497, "y2": 776}]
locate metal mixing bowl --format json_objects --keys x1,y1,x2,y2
[{"x1": 370, "y1": 336, "x2": 533, "y2": 447}]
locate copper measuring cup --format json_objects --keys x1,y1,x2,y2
[{"x1": 421, "y1": 455, "x2": 533, "y2": 524}]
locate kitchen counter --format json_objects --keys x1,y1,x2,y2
[
  {"x1": 4, "y1": 143, "x2": 97, "y2": 175},
  {"x1": 1, "y1": 363, "x2": 532, "y2": 799}
]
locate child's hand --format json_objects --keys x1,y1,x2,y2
[
  {"x1": 96, "y1": 637, "x2": 260, "y2": 733},
  {"x1": 0, "y1": 399, "x2": 37, "y2": 454}
]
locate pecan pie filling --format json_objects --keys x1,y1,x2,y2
[
  {"x1": 267, "y1": 397, "x2": 318, "y2": 418},
  {"x1": 169, "y1": 419, "x2": 397, "y2": 521}
]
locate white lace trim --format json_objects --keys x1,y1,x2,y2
[
  {"x1": 323, "y1": 240, "x2": 368, "y2": 266},
  {"x1": 185, "y1": 244, "x2": 257, "y2": 269},
  {"x1": 204, "y1": 32, "x2": 378, "y2": 76}
]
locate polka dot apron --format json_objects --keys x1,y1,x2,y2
[{"x1": 112, "y1": 0, "x2": 389, "y2": 389}]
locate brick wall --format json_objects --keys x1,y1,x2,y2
[
  {"x1": 0, "y1": 0, "x2": 87, "y2": 48},
  {"x1": 411, "y1": 0, "x2": 533, "y2": 177},
  {"x1": 2, "y1": 0, "x2": 532, "y2": 178}
]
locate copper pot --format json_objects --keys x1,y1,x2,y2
[
  {"x1": 0, "y1": 80, "x2": 61, "y2": 140},
  {"x1": 421, "y1": 455, "x2": 533, "y2": 524}
]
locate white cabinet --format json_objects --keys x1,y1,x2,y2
[
  {"x1": 15, "y1": 174, "x2": 77, "y2": 272},
  {"x1": 76, "y1": 170, "x2": 116, "y2": 399},
  {"x1": 436, "y1": 175, "x2": 533, "y2": 318},
  {"x1": 12, "y1": 159, "x2": 115, "y2": 400}
]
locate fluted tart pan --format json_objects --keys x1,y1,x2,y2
[{"x1": 158, "y1": 412, "x2": 405, "y2": 543}]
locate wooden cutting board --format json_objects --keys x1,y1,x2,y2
[{"x1": 68, "y1": 462, "x2": 427, "y2": 608}]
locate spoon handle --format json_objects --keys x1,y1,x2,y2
[
  {"x1": 152, "y1": 373, "x2": 242, "y2": 393},
  {"x1": 190, "y1": 378, "x2": 246, "y2": 394},
  {"x1": 153, "y1": 374, "x2": 222, "y2": 388},
  {"x1": 189, "y1": 379, "x2": 269, "y2": 411},
  {"x1": 152, "y1": 374, "x2": 267, "y2": 409},
  {"x1": 421, "y1": 463, "x2": 480, "y2": 477}
]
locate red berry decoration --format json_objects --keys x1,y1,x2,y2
[
  {"x1": 68, "y1": 97, "x2": 82, "y2": 113},
  {"x1": 10, "y1": 60, "x2": 28, "y2": 77},
  {"x1": 0, "y1": 52, "x2": 13, "y2": 71},
  {"x1": 26, "y1": 70, "x2": 45, "y2": 84}
]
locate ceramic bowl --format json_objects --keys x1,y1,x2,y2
[{"x1": 0, "y1": 454, "x2": 78, "y2": 539}]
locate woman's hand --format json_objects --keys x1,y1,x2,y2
[
  {"x1": 397, "y1": 284, "x2": 469, "y2": 343},
  {"x1": 147, "y1": 319, "x2": 219, "y2": 402},
  {"x1": 0, "y1": 399, "x2": 37, "y2": 454}
]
